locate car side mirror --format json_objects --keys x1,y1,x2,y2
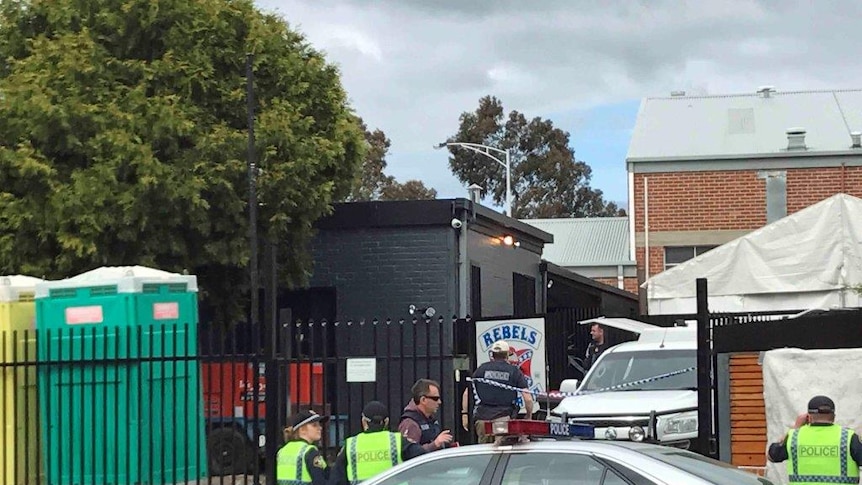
[{"x1": 559, "y1": 379, "x2": 579, "y2": 394}]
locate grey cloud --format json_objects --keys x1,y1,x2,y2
[
  {"x1": 256, "y1": 0, "x2": 862, "y2": 194},
  {"x1": 291, "y1": 0, "x2": 573, "y2": 18}
]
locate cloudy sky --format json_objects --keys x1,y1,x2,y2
[{"x1": 255, "y1": 0, "x2": 862, "y2": 210}]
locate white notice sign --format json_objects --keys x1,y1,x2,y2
[{"x1": 346, "y1": 358, "x2": 376, "y2": 382}]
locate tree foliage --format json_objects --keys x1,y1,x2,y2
[
  {"x1": 0, "y1": 0, "x2": 365, "y2": 324},
  {"x1": 347, "y1": 120, "x2": 437, "y2": 202},
  {"x1": 443, "y1": 96, "x2": 624, "y2": 218},
  {"x1": 380, "y1": 180, "x2": 437, "y2": 201}
]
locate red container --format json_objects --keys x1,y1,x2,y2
[
  {"x1": 289, "y1": 362, "x2": 324, "y2": 406},
  {"x1": 201, "y1": 362, "x2": 325, "y2": 420}
]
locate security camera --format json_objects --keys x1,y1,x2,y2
[{"x1": 451, "y1": 218, "x2": 463, "y2": 229}]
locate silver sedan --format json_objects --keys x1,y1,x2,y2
[{"x1": 359, "y1": 440, "x2": 773, "y2": 485}]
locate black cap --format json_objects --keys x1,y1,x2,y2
[
  {"x1": 287, "y1": 410, "x2": 329, "y2": 429},
  {"x1": 807, "y1": 395, "x2": 835, "y2": 414},
  {"x1": 362, "y1": 401, "x2": 388, "y2": 423}
]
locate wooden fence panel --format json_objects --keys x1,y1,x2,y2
[{"x1": 729, "y1": 352, "x2": 766, "y2": 468}]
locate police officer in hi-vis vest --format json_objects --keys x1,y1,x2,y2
[
  {"x1": 768, "y1": 395, "x2": 862, "y2": 484},
  {"x1": 331, "y1": 401, "x2": 426, "y2": 485},
  {"x1": 276, "y1": 410, "x2": 330, "y2": 485}
]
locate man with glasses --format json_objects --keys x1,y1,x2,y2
[{"x1": 399, "y1": 379, "x2": 454, "y2": 450}]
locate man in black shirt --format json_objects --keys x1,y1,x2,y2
[
  {"x1": 471, "y1": 340, "x2": 533, "y2": 443},
  {"x1": 584, "y1": 323, "x2": 608, "y2": 371}
]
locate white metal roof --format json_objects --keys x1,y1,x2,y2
[
  {"x1": 627, "y1": 89, "x2": 862, "y2": 162},
  {"x1": 521, "y1": 217, "x2": 634, "y2": 267}
]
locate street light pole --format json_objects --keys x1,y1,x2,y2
[
  {"x1": 440, "y1": 142, "x2": 513, "y2": 217},
  {"x1": 505, "y1": 149, "x2": 511, "y2": 218},
  {"x1": 246, "y1": 53, "x2": 258, "y2": 327}
]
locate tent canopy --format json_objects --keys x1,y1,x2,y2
[{"x1": 644, "y1": 193, "x2": 862, "y2": 314}]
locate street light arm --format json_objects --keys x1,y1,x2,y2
[
  {"x1": 444, "y1": 142, "x2": 507, "y2": 168},
  {"x1": 445, "y1": 142, "x2": 508, "y2": 157},
  {"x1": 437, "y1": 140, "x2": 513, "y2": 217}
]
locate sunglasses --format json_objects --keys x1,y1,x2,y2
[{"x1": 423, "y1": 395, "x2": 441, "y2": 401}]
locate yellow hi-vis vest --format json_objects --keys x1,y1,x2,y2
[
  {"x1": 345, "y1": 431, "x2": 402, "y2": 484},
  {"x1": 277, "y1": 440, "x2": 316, "y2": 485},
  {"x1": 786, "y1": 424, "x2": 860, "y2": 484}
]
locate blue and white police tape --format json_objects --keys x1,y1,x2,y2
[{"x1": 467, "y1": 366, "x2": 696, "y2": 398}]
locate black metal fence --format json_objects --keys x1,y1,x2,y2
[
  {"x1": 283, "y1": 316, "x2": 456, "y2": 460},
  {"x1": 0, "y1": 315, "x2": 457, "y2": 485},
  {"x1": 5, "y1": 305, "x2": 712, "y2": 484},
  {"x1": 711, "y1": 308, "x2": 862, "y2": 353},
  {"x1": 545, "y1": 307, "x2": 646, "y2": 387}
]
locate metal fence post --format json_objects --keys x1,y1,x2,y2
[
  {"x1": 264, "y1": 239, "x2": 280, "y2": 485},
  {"x1": 696, "y1": 278, "x2": 714, "y2": 457}
]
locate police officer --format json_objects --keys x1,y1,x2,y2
[
  {"x1": 276, "y1": 410, "x2": 329, "y2": 485},
  {"x1": 398, "y1": 379, "x2": 454, "y2": 450},
  {"x1": 767, "y1": 395, "x2": 862, "y2": 484},
  {"x1": 330, "y1": 401, "x2": 426, "y2": 485},
  {"x1": 471, "y1": 340, "x2": 533, "y2": 443}
]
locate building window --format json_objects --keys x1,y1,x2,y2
[{"x1": 664, "y1": 246, "x2": 717, "y2": 270}]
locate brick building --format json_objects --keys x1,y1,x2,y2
[{"x1": 626, "y1": 87, "x2": 862, "y2": 308}]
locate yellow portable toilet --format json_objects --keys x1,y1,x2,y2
[{"x1": 0, "y1": 275, "x2": 43, "y2": 485}]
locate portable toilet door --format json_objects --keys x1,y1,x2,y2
[
  {"x1": 35, "y1": 266, "x2": 206, "y2": 485},
  {"x1": 1, "y1": 275, "x2": 44, "y2": 485}
]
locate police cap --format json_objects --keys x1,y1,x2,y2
[
  {"x1": 287, "y1": 410, "x2": 329, "y2": 430},
  {"x1": 489, "y1": 340, "x2": 509, "y2": 353},
  {"x1": 807, "y1": 395, "x2": 835, "y2": 414},
  {"x1": 362, "y1": 400, "x2": 388, "y2": 423}
]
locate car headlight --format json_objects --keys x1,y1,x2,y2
[{"x1": 662, "y1": 411, "x2": 698, "y2": 435}]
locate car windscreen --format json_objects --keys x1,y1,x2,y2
[
  {"x1": 641, "y1": 447, "x2": 774, "y2": 485},
  {"x1": 581, "y1": 349, "x2": 696, "y2": 392}
]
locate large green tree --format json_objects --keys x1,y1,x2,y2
[
  {"x1": 443, "y1": 96, "x2": 624, "y2": 218},
  {"x1": 347, "y1": 119, "x2": 436, "y2": 202},
  {"x1": 0, "y1": 0, "x2": 365, "y2": 323}
]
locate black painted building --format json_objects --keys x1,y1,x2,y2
[
  {"x1": 282, "y1": 198, "x2": 639, "y2": 439},
  {"x1": 291, "y1": 198, "x2": 554, "y2": 323}
]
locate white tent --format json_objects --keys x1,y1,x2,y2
[{"x1": 644, "y1": 193, "x2": 862, "y2": 314}]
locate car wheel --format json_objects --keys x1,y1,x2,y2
[{"x1": 207, "y1": 427, "x2": 254, "y2": 476}]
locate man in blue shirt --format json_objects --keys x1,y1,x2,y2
[{"x1": 471, "y1": 340, "x2": 533, "y2": 443}]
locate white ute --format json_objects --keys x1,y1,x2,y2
[{"x1": 549, "y1": 325, "x2": 699, "y2": 449}]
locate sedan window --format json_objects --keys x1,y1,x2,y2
[
  {"x1": 500, "y1": 452, "x2": 631, "y2": 485},
  {"x1": 373, "y1": 453, "x2": 495, "y2": 485}
]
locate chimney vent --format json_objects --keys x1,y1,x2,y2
[
  {"x1": 467, "y1": 184, "x2": 483, "y2": 204},
  {"x1": 851, "y1": 131, "x2": 861, "y2": 148},
  {"x1": 757, "y1": 86, "x2": 776, "y2": 98},
  {"x1": 786, "y1": 127, "x2": 807, "y2": 150}
]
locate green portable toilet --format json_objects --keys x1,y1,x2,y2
[
  {"x1": 35, "y1": 266, "x2": 207, "y2": 485},
  {"x1": 1, "y1": 275, "x2": 44, "y2": 485}
]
